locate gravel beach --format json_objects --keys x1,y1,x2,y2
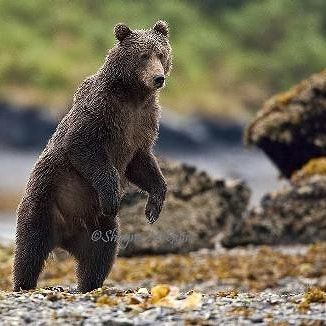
[
  {"x1": 0, "y1": 286, "x2": 325, "y2": 325},
  {"x1": 1, "y1": 243, "x2": 325, "y2": 325}
]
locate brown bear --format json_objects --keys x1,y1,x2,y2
[{"x1": 13, "y1": 20, "x2": 172, "y2": 293}]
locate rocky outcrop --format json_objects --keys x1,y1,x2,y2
[
  {"x1": 226, "y1": 71, "x2": 326, "y2": 247},
  {"x1": 118, "y1": 160, "x2": 250, "y2": 256},
  {"x1": 245, "y1": 70, "x2": 326, "y2": 178},
  {"x1": 222, "y1": 172, "x2": 326, "y2": 248}
]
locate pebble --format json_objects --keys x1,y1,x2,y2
[{"x1": 250, "y1": 315, "x2": 264, "y2": 323}]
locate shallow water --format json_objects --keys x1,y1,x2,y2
[
  {"x1": 0, "y1": 146, "x2": 280, "y2": 242},
  {"x1": 0, "y1": 213, "x2": 15, "y2": 243}
]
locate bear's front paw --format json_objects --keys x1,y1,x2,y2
[
  {"x1": 145, "y1": 195, "x2": 164, "y2": 224},
  {"x1": 99, "y1": 195, "x2": 120, "y2": 217}
]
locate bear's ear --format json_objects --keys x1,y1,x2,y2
[
  {"x1": 153, "y1": 20, "x2": 169, "y2": 37},
  {"x1": 114, "y1": 23, "x2": 132, "y2": 42}
]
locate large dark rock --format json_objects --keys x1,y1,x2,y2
[
  {"x1": 222, "y1": 174, "x2": 326, "y2": 247},
  {"x1": 245, "y1": 70, "x2": 326, "y2": 178},
  {"x1": 118, "y1": 160, "x2": 250, "y2": 256}
]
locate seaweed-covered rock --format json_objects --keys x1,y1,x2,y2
[
  {"x1": 222, "y1": 173, "x2": 326, "y2": 247},
  {"x1": 118, "y1": 160, "x2": 250, "y2": 256},
  {"x1": 245, "y1": 70, "x2": 326, "y2": 178},
  {"x1": 292, "y1": 157, "x2": 326, "y2": 182}
]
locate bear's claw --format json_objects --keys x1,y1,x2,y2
[{"x1": 145, "y1": 196, "x2": 163, "y2": 224}]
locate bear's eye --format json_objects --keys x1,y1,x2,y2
[
  {"x1": 140, "y1": 52, "x2": 150, "y2": 60},
  {"x1": 158, "y1": 53, "x2": 164, "y2": 62}
]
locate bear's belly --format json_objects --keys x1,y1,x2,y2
[{"x1": 54, "y1": 170, "x2": 99, "y2": 221}]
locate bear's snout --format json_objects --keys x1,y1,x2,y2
[{"x1": 153, "y1": 75, "x2": 165, "y2": 88}]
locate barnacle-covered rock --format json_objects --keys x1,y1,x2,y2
[
  {"x1": 222, "y1": 175, "x2": 326, "y2": 247},
  {"x1": 119, "y1": 160, "x2": 250, "y2": 256},
  {"x1": 245, "y1": 70, "x2": 326, "y2": 178}
]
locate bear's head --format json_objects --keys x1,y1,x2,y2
[{"x1": 109, "y1": 21, "x2": 172, "y2": 93}]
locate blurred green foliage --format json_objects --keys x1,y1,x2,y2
[{"x1": 0, "y1": 0, "x2": 325, "y2": 119}]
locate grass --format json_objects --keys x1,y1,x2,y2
[{"x1": 0, "y1": 0, "x2": 325, "y2": 120}]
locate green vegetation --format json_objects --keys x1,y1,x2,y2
[{"x1": 0, "y1": 0, "x2": 325, "y2": 120}]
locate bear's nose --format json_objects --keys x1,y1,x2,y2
[{"x1": 154, "y1": 75, "x2": 165, "y2": 88}]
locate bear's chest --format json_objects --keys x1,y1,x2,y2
[
  {"x1": 108, "y1": 107, "x2": 159, "y2": 174},
  {"x1": 124, "y1": 107, "x2": 158, "y2": 149}
]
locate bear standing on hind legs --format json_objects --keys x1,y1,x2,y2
[{"x1": 13, "y1": 21, "x2": 172, "y2": 293}]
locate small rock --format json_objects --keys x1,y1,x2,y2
[{"x1": 250, "y1": 314, "x2": 264, "y2": 323}]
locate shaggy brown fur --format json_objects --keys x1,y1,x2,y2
[{"x1": 13, "y1": 21, "x2": 172, "y2": 293}]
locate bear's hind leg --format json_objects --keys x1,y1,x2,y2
[
  {"x1": 13, "y1": 217, "x2": 53, "y2": 291},
  {"x1": 65, "y1": 220, "x2": 119, "y2": 293}
]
